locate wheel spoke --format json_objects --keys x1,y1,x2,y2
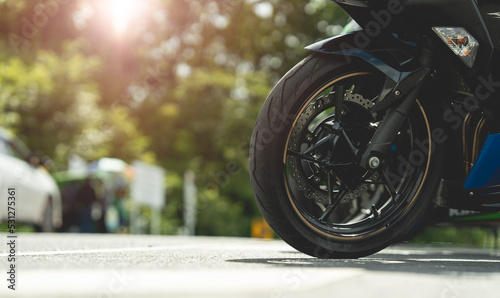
[
  {"x1": 287, "y1": 149, "x2": 322, "y2": 164},
  {"x1": 371, "y1": 204, "x2": 380, "y2": 218},
  {"x1": 303, "y1": 134, "x2": 333, "y2": 155},
  {"x1": 323, "y1": 121, "x2": 359, "y2": 157},
  {"x1": 340, "y1": 129, "x2": 359, "y2": 156},
  {"x1": 380, "y1": 170, "x2": 401, "y2": 202},
  {"x1": 287, "y1": 149, "x2": 353, "y2": 168},
  {"x1": 319, "y1": 180, "x2": 347, "y2": 222}
]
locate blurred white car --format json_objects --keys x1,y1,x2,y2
[{"x1": 0, "y1": 128, "x2": 62, "y2": 231}]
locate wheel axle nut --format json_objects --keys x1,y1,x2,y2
[{"x1": 369, "y1": 157, "x2": 380, "y2": 169}]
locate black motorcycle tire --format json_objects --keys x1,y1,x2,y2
[{"x1": 249, "y1": 53, "x2": 444, "y2": 258}]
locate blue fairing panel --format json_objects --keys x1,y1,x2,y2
[{"x1": 464, "y1": 133, "x2": 500, "y2": 189}]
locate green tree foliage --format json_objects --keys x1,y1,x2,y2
[
  {"x1": 0, "y1": 0, "x2": 348, "y2": 236},
  {"x1": 0, "y1": 41, "x2": 99, "y2": 167}
]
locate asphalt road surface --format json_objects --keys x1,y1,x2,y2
[{"x1": 1, "y1": 233, "x2": 500, "y2": 298}]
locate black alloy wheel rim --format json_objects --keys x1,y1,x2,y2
[{"x1": 283, "y1": 73, "x2": 431, "y2": 239}]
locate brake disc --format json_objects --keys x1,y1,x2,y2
[{"x1": 287, "y1": 90, "x2": 376, "y2": 206}]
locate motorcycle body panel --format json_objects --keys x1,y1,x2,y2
[
  {"x1": 478, "y1": 1, "x2": 500, "y2": 53},
  {"x1": 464, "y1": 133, "x2": 500, "y2": 189},
  {"x1": 332, "y1": 0, "x2": 495, "y2": 72}
]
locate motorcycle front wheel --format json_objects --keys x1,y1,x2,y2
[{"x1": 250, "y1": 54, "x2": 443, "y2": 258}]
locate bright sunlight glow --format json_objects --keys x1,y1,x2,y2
[{"x1": 109, "y1": 0, "x2": 139, "y2": 35}]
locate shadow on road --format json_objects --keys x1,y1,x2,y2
[{"x1": 227, "y1": 245, "x2": 500, "y2": 274}]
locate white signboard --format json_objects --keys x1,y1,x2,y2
[{"x1": 131, "y1": 160, "x2": 166, "y2": 209}]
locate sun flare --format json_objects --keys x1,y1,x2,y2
[{"x1": 109, "y1": 0, "x2": 139, "y2": 34}]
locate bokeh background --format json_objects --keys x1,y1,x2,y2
[
  {"x1": 0, "y1": 0, "x2": 349, "y2": 236},
  {"x1": 0, "y1": 0, "x2": 498, "y2": 247}
]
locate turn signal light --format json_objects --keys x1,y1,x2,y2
[{"x1": 432, "y1": 27, "x2": 479, "y2": 68}]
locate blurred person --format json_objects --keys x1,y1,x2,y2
[
  {"x1": 113, "y1": 185, "x2": 130, "y2": 232},
  {"x1": 93, "y1": 179, "x2": 109, "y2": 233},
  {"x1": 59, "y1": 181, "x2": 81, "y2": 232},
  {"x1": 75, "y1": 176, "x2": 98, "y2": 233}
]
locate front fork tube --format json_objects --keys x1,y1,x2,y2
[{"x1": 360, "y1": 78, "x2": 427, "y2": 170}]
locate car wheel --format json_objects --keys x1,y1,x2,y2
[{"x1": 34, "y1": 196, "x2": 54, "y2": 232}]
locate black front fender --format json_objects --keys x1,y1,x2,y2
[
  {"x1": 306, "y1": 32, "x2": 431, "y2": 112},
  {"x1": 306, "y1": 32, "x2": 422, "y2": 82}
]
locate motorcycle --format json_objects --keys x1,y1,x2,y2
[{"x1": 249, "y1": 0, "x2": 500, "y2": 258}]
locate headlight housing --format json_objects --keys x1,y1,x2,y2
[{"x1": 432, "y1": 27, "x2": 479, "y2": 68}]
